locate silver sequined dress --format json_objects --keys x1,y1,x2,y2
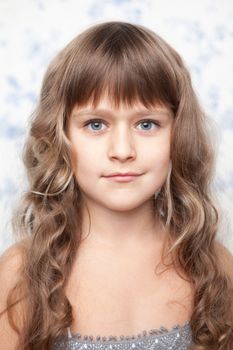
[{"x1": 52, "y1": 321, "x2": 193, "y2": 349}]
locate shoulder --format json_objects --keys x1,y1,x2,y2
[
  {"x1": 0, "y1": 241, "x2": 25, "y2": 291},
  {"x1": 0, "y1": 242, "x2": 23, "y2": 278},
  {"x1": 0, "y1": 238, "x2": 30, "y2": 298},
  {"x1": 0, "y1": 242, "x2": 27, "y2": 349},
  {"x1": 0, "y1": 240, "x2": 27, "y2": 312},
  {"x1": 0, "y1": 241, "x2": 24, "y2": 268},
  {"x1": 214, "y1": 239, "x2": 233, "y2": 282}
]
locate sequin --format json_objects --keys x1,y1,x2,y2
[{"x1": 52, "y1": 322, "x2": 193, "y2": 349}]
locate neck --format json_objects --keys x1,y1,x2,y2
[{"x1": 78, "y1": 196, "x2": 167, "y2": 254}]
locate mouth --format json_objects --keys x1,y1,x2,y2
[
  {"x1": 103, "y1": 174, "x2": 142, "y2": 182},
  {"x1": 104, "y1": 172, "x2": 141, "y2": 177}
]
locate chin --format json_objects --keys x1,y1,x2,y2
[{"x1": 101, "y1": 198, "x2": 150, "y2": 212}]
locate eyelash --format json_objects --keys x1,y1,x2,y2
[{"x1": 83, "y1": 119, "x2": 160, "y2": 133}]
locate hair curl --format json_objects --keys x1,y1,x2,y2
[{"x1": 1, "y1": 21, "x2": 233, "y2": 349}]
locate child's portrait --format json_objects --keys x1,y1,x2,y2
[{"x1": 0, "y1": 3, "x2": 233, "y2": 350}]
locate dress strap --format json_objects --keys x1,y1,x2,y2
[{"x1": 67, "y1": 326, "x2": 72, "y2": 338}]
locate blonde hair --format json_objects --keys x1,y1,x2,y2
[{"x1": 2, "y1": 21, "x2": 233, "y2": 349}]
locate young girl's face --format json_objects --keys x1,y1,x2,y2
[{"x1": 67, "y1": 95, "x2": 174, "y2": 212}]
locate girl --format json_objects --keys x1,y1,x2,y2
[{"x1": 0, "y1": 21, "x2": 233, "y2": 350}]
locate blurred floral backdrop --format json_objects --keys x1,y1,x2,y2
[{"x1": 0, "y1": 0, "x2": 233, "y2": 254}]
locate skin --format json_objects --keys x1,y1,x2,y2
[
  {"x1": 64, "y1": 97, "x2": 195, "y2": 336},
  {"x1": 67, "y1": 95, "x2": 174, "y2": 255}
]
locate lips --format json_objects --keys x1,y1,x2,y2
[
  {"x1": 103, "y1": 172, "x2": 142, "y2": 183},
  {"x1": 104, "y1": 172, "x2": 141, "y2": 177},
  {"x1": 104, "y1": 174, "x2": 140, "y2": 182}
]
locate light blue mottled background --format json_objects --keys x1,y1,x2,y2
[{"x1": 0, "y1": 0, "x2": 233, "y2": 254}]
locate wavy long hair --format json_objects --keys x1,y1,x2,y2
[{"x1": 2, "y1": 21, "x2": 233, "y2": 349}]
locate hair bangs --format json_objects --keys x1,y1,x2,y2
[{"x1": 62, "y1": 22, "x2": 180, "y2": 116}]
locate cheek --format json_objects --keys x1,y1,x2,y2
[
  {"x1": 70, "y1": 139, "x2": 100, "y2": 178},
  {"x1": 145, "y1": 139, "x2": 170, "y2": 166},
  {"x1": 145, "y1": 140, "x2": 171, "y2": 185}
]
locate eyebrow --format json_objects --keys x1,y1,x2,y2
[{"x1": 72, "y1": 108, "x2": 171, "y2": 118}]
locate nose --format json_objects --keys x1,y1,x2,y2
[{"x1": 108, "y1": 125, "x2": 136, "y2": 162}]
